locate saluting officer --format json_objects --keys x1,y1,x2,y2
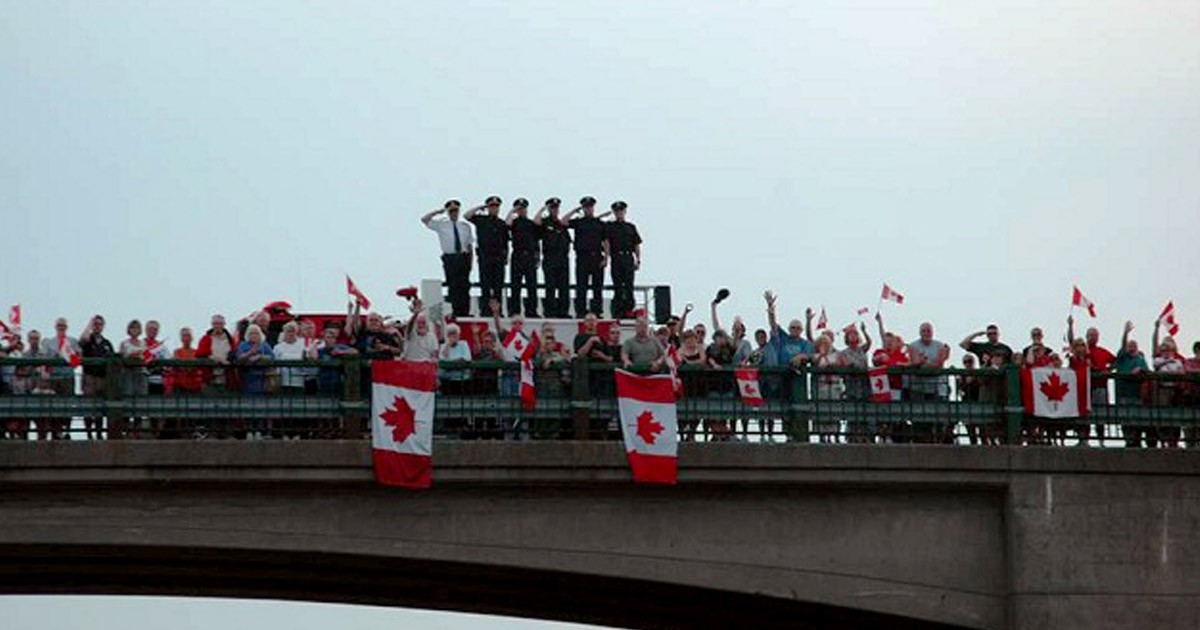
[
  {"x1": 506, "y1": 198, "x2": 540, "y2": 317},
  {"x1": 535, "y1": 197, "x2": 571, "y2": 318},
  {"x1": 604, "y1": 201, "x2": 642, "y2": 319},
  {"x1": 421, "y1": 199, "x2": 474, "y2": 317},
  {"x1": 464, "y1": 196, "x2": 510, "y2": 317},
  {"x1": 562, "y1": 196, "x2": 606, "y2": 318}
]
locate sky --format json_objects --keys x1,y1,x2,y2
[{"x1": 1, "y1": 0, "x2": 1198, "y2": 625}]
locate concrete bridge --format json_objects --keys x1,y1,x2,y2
[{"x1": 0, "y1": 442, "x2": 1197, "y2": 630}]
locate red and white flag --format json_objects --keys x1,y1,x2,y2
[
  {"x1": 868, "y1": 366, "x2": 893, "y2": 402},
  {"x1": 815, "y1": 307, "x2": 828, "y2": 330},
  {"x1": 57, "y1": 336, "x2": 81, "y2": 368},
  {"x1": 502, "y1": 328, "x2": 538, "y2": 410},
  {"x1": 371, "y1": 360, "x2": 437, "y2": 489},
  {"x1": 1021, "y1": 366, "x2": 1090, "y2": 418},
  {"x1": 347, "y1": 275, "x2": 372, "y2": 310},
  {"x1": 664, "y1": 344, "x2": 683, "y2": 396},
  {"x1": 1071, "y1": 286, "x2": 1096, "y2": 318},
  {"x1": 856, "y1": 306, "x2": 870, "y2": 316},
  {"x1": 881, "y1": 283, "x2": 905, "y2": 305},
  {"x1": 735, "y1": 367, "x2": 765, "y2": 407},
  {"x1": 8, "y1": 304, "x2": 20, "y2": 333},
  {"x1": 615, "y1": 370, "x2": 678, "y2": 484},
  {"x1": 142, "y1": 338, "x2": 169, "y2": 363},
  {"x1": 1158, "y1": 301, "x2": 1180, "y2": 337}
]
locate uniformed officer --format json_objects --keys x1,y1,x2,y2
[
  {"x1": 464, "y1": 196, "x2": 510, "y2": 317},
  {"x1": 604, "y1": 200, "x2": 642, "y2": 319},
  {"x1": 562, "y1": 196, "x2": 606, "y2": 318},
  {"x1": 535, "y1": 197, "x2": 571, "y2": 318},
  {"x1": 506, "y1": 197, "x2": 540, "y2": 317},
  {"x1": 420, "y1": 199, "x2": 474, "y2": 317}
]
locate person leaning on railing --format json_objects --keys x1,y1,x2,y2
[
  {"x1": 196, "y1": 314, "x2": 236, "y2": 394},
  {"x1": 621, "y1": 315, "x2": 666, "y2": 372},
  {"x1": 1151, "y1": 326, "x2": 1186, "y2": 448},
  {"x1": 535, "y1": 323, "x2": 573, "y2": 398},
  {"x1": 1113, "y1": 322, "x2": 1150, "y2": 447},
  {"x1": 438, "y1": 323, "x2": 472, "y2": 394},
  {"x1": 1183, "y1": 342, "x2": 1200, "y2": 448}
]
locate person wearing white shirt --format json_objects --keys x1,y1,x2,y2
[
  {"x1": 272, "y1": 322, "x2": 308, "y2": 392},
  {"x1": 401, "y1": 300, "x2": 441, "y2": 363},
  {"x1": 421, "y1": 199, "x2": 475, "y2": 317}
]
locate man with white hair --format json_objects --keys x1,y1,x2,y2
[
  {"x1": 402, "y1": 300, "x2": 440, "y2": 362},
  {"x1": 763, "y1": 292, "x2": 813, "y2": 368}
]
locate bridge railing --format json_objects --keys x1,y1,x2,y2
[{"x1": 0, "y1": 357, "x2": 1197, "y2": 446}]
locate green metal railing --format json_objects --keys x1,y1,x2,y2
[{"x1": 0, "y1": 357, "x2": 1197, "y2": 446}]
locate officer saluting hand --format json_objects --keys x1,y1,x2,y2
[
  {"x1": 463, "y1": 196, "x2": 510, "y2": 317},
  {"x1": 602, "y1": 200, "x2": 642, "y2": 319},
  {"x1": 562, "y1": 196, "x2": 606, "y2": 319},
  {"x1": 421, "y1": 200, "x2": 474, "y2": 317}
]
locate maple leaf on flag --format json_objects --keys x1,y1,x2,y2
[
  {"x1": 381, "y1": 395, "x2": 416, "y2": 443},
  {"x1": 1039, "y1": 372, "x2": 1071, "y2": 406},
  {"x1": 742, "y1": 383, "x2": 758, "y2": 397},
  {"x1": 636, "y1": 409, "x2": 664, "y2": 445}
]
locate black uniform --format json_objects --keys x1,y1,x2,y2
[
  {"x1": 541, "y1": 216, "x2": 572, "y2": 318},
  {"x1": 570, "y1": 214, "x2": 607, "y2": 318},
  {"x1": 470, "y1": 213, "x2": 509, "y2": 317},
  {"x1": 508, "y1": 216, "x2": 540, "y2": 317},
  {"x1": 605, "y1": 220, "x2": 642, "y2": 318}
]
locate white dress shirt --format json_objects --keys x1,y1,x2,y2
[{"x1": 426, "y1": 217, "x2": 475, "y2": 255}]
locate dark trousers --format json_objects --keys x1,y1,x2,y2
[
  {"x1": 610, "y1": 252, "x2": 636, "y2": 318},
  {"x1": 442, "y1": 253, "x2": 472, "y2": 317},
  {"x1": 574, "y1": 251, "x2": 604, "y2": 318},
  {"x1": 508, "y1": 250, "x2": 540, "y2": 316},
  {"x1": 543, "y1": 255, "x2": 570, "y2": 318},
  {"x1": 478, "y1": 254, "x2": 506, "y2": 316}
]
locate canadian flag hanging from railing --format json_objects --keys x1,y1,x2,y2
[
  {"x1": 735, "y1": 367, "x2": 764, "y2": 407},
  {"x1": 371, "y1": 360, "x2": 437, "y2": 489},
  {"x1": 615, "y1": 370, "x2": 678, "y2": 484},
  {"x1": 868, "y1": 366, "x2": 893, "y2": 402},
  {"x1": 1021, "y1": 366, "x2": 1090, "y2": 419},
  {"x1": 502, "y1": 328, "x2": 538, "y2": 410}
]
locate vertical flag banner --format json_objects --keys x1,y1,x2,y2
[
  {"x1": 371, "y1": 361, "x2": 438, "y2": 489},
  {"x1": 1021, "y1": 366, "x2": 1090, "y2": 418},
  {"x1": 1071, "y1": 286, "x2": 1096, "y2": 318},
  {"x1": 868, "y1": 366, "x2": 893, "y2": 402},
  {"x1": 735, "y1": 367, "x2": 765, "y2": 407},
  {"x1": 615, "y1": 370, "x2": 679, "y2": 484}
]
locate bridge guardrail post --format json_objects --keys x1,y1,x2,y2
[
  {"x1": 786, "y1": 367, "x2": 811, "y2": 443},
  {"x1": 344, "y1": 357, "x2": 364, "y2": 439},
  {"x1": 571, "y1": 359, "x2": 592, "y2": 439},
  {"x1": 1004, "y1": 364, "x2": 1023, "y2": 445}
]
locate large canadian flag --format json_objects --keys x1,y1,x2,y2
[
  {"x1": 371, "y1": 360, "x2": 438, "y2": 489},
  {"x1": 615, "y1": 370, "x2": 678, "y2": 485},
  {"x1": 735, "y1": 367, "x2": 764, "y2": 406},
  {"x1": 1021, "y1": 366, "x2": 1090, "y2": 419},
  {"x1": 868, "y1": 366, "x2": 894, "y2": 402}
]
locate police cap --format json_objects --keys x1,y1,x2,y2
[
  {"x1": 580, "y1": 196, "x2": 596, "y2": 207},
  {"x1": 546, "y1": 197, "x2": 561, "y2": 208},
  {"x1": 611, "y1": 200, "x2": 628, "y2": 211},
  {"x1": 513, "y1": 197, "x2": 529, "y2": 209},
  {"x1": 485, "y1": 195, "x2": 502, "y2": 206},
  {"x1": 444, "y1": 199, "x2": 461, "y2": 210}
]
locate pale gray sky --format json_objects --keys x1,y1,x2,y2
[{"x1": 2, "y1": 0, "x2": 1198, "y2": 625}]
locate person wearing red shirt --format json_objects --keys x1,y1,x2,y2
[{"x1": 873, "y1": 313, "x2": 910, "y2": 442}]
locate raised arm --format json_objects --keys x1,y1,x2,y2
[
  {"x1": 860, "y1": 322, "x2": 872, "y2": 353},
  {"x1": 960, "y1": 330, "x2": 982, "y2": 352},
  {"x1": 711, "y1": 300, "x2": 722, "y2": 332},
  {"x1": 1121, "y1": 320, "x2": 1133, "y2": 351},
  {"x1": 504, "y1": 207, "x2": 518, "y2": 226},
  {"x1": 764, "y1": 291, "x2": 778, "y2": 333},
  {"x1": 875, "y1": 311, "x2": 887, "y2": 344},
  {"x1": 1152, "y1": 319, "x2": 1161, "y2": 355},
  {"x1": 1066, "y1": 314, "x2": 1076, "y2": 345},
  {"x1": 805, "y1": 307, "x2": 815, "y2": 343},
  {"x1": 420, "y1": 207, "x2": 444, "y2": 227},
  {"x1": 462, "y1": 204, "x2": 485, "y2": 220},
  {"x1": 596, "y1": 210, "x2": 614, "y2": 220},
  {"x1": 532, "y1": 205, "x2": 548, "y2": 226},
  {"x1": 561, "y1": 206, "x2": 583, "y2": 222}
]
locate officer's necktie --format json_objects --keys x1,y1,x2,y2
[{"x1": 452, "y1": 222, "x2": 462, "y2": 253}]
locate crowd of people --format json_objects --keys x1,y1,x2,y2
[{"x1": 0, "y1": 286, "x2": 1197, "y2": 446}]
